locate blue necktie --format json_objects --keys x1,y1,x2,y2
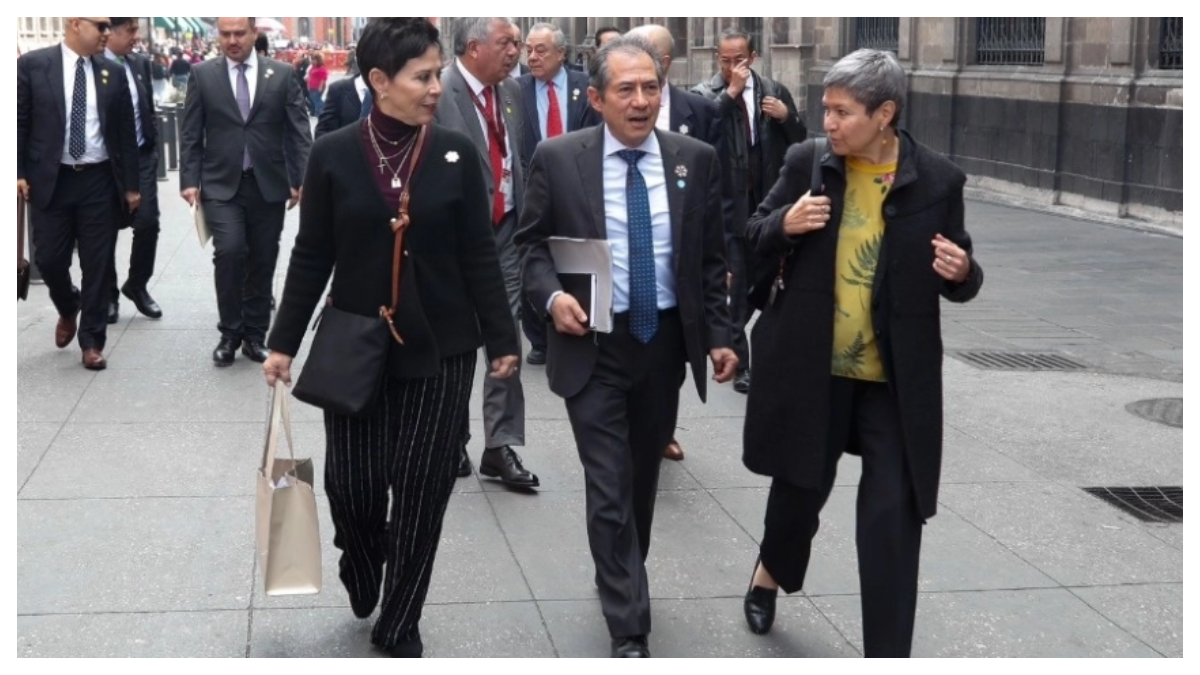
[
  {"x1": 617, "y1": 149, "x2": 658, "y2": 344},
  {"x1": 360, "y1": 88, "x2": 373, "y2": 119},
  {"x1": 69, "y1": 57, "x2": 87, "y2": 160}
]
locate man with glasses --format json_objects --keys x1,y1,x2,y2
[
  {"x1": 17, "y1": 17, "x2": 140, "y2": 370},
  {"x1": 435, "y1": 17, "x2": 541, "y2": 490}
]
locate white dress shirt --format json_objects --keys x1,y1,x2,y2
[
  {"x1": 456, "y1": 60, "x2": 514, "y2": 214},
  {"x1": 655, "y1": 81, "x2": 672, "y2": 132},
  {"x1": 354, "y1": 75, "x2": 368, "y2": 103},
  {"x1": 602, "y1": 125, "x2": 675, "y2": 313},
  {"x1": 60, "y1": 42, "x2": 107, "y2": 164},
  {"x1": 741, "y1": 75, "x2": 758, "y2": 145},
  {"x1": 535, "y1": 67, "x2": 570, "y2": 139},
  {"x1": 106, "y1": 49, "x2": 144, "y2": 147},
  {"x1": 225, "y1": 51, "x2": 258, "y2": 108}
]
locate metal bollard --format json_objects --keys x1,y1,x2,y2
[
  {"x1": 156, "y1": 108, "x2": 169, "y2": 181},
  {"x1": 163, "y1": 104, "x2": 179, "y2": 171}
]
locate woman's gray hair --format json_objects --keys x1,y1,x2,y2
[
  {"x1": 823, "y1": 49, "x2": 906, "y2": 126},
  {"x1": 588, "y1": 35, "x2": 664, "y2": 95},
  {"x1": 452, "y1": 17, "x2": 514, "y2": 56},
  {"x1": 529, "y1": 22, "x2": 566, "y2": 51}
]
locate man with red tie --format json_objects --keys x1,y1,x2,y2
[
  {"x1": 435, "y1": 17, "x2": 541, "y2": 489},
  {"x1": 516, "y1": 22, "x2": 602, "y2": 367}
]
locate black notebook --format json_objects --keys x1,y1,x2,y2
[{"x1": 557, "y1": 272, "x2": 598, "y2": 330}]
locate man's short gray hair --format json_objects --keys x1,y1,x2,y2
[
  {"x1": 588, "y1": 34, "x2": 664, "y2": 95},
  {"x1": 452, "y1": 17, "x2": 514, "y2": 56},
  {"x1": 823, "y1": 48, "x2": 907, "y2": 126},
  {"x1": 528, "y1": 22, "x2": 565, "y2": 51}
]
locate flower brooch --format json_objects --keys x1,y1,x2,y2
[
  {"x1": 674, "y1": 164, "x2": 687, "y2": 189},
  {"x1": 445, "y1": 151, "x2": 460, "y2": 164}
]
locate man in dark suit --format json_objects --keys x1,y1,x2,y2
[
  {"x1": 435, "y1": 17, "x2": 540, "y2": 489},
  {"x1": 315, "y1": 72, "x2": 369, "y2": 138},
  {"x1": 693, "y1": 26, "x2": 807, "y2": 395},
  {"x1": 17, "y1": 17, "x2": 140, "y2": 370},
  {"x1": 630, "y1": 23, "x2": 730, "y2": 462},
  {"x1": 104, "y1": 17, "x2": 163, "y2": 324},
  {"x1": 516, "y1": 36, "x2": 737, "y2": 658},
  {"x1": 508, "y1": 23, "x2": 531, "y2": 79},
  {"x1": 516, "y1": 22, "x2": 602, "y2": 367},
  {"x1": 179, "y1": 17, "x2": 312, "y2": 367}
]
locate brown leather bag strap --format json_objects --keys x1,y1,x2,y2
[{"x1": 380, "y1": 125, "x2": 428, "y2": 345}]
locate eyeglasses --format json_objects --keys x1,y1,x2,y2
[{"x1": 78, "y1": 18, "x2": 112, "y2": 34}]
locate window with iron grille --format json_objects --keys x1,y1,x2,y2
[
  {"x1": 975, "y1": 17, "x2": 1045, "y2": 65},
  {"x1": 1158, "y1": 18, "x2": 1182, "y2": 69},
  {"x1": 855, "y1": 18, "x2": 899, "y2": 53}
]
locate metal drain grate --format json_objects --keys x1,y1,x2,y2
[
  {"x1": 1083, "y1": 487, "x2": 1182, "y2": 523},
  {"x1": 1126, "y1": 398, "x2": 1183, "y2": 428},
  {"x1": 950, "y1": 351, "x2": 1088, "y2": 371}
]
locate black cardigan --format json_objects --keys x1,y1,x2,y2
[{"x1": 268, "y1": 123, "x2": 518, "y2": 377}]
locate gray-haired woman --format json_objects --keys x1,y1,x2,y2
[{"x1": 739, "y1": 49, "x2": 984, "y2": 657}]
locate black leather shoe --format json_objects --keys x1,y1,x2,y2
[
  {"x1": 389, "y1": 628, "x2": 423, "y2": 658},
  {"x1": 456, "y1": 447, "x2": 473, "y2": 478},
  {"x1": 106, "y1": 300, "x2": 119, "y2": 324},
  {"x1": 611, "y1": 635, "x2": 650, "y2": 658},
  {"x1": 121, "y1": 282, "x2": 163, "y2": 319},
  {"x1": 479, "y1": 446, "x2": 540, "y2": 489},
  {"x1": 213, "y1": 338, "x2": 239, "y2": 367},
  {"x1": 526, "y1": 347, "x2": 547, "y2": 365},
  {"x1": 241, "y1": 340, "x2": 270, "y2": 363},
  {"x1": 744, "y1": 558, "x2": 778, "y2": 635},
  {"x1": 733, "y1": 370, "x2": 751, "y2": 394}
]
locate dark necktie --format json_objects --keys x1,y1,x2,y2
[
  {"x1": 734, "y1": 92, "x2": 753, "y2": 147},
  {"x1": 69, "y1": 57, "x2": 87, "y2": 160},
  {"x1": 482, "y1": 86, "x2": 505, "y2": 224},
  {"x1": 616, "y1": 149, "x2": 657, "y2": 344},
  {"x1": 235, "y1": 63, "x2": 252, "y2": 170},
  {"x1": 545, "y1": 81, "x2": 563, "y2": 138},
  {"x1": 360, "y1": 87, "x2": 373, "y2": 119}
]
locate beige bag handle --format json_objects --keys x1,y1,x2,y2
[{"x1": 261, "y1": 381, "x2": 298, "y2": 478}]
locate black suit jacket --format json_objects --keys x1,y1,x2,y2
[
  {"x1": 515, "y1": 126, "x2": 733, "y2": 402},
  {"x1": 667, "y1": 85, "x2": 735, "y2": 239},
  {"x1": 516, "y1": 69, "x2": 600, "y2": 169},
  {"x1": 268, "y1": 124, "x2": 519, "y2": 378},
  {"x1": 179, "y1": 55, "x2": 312, "y2": 203},
  {"x1": 314, "y1": 76, "x2": 363, "y2": 139},
  {"x1": 16, "y1": 45, "x2": 139, "y2": 211},
  {"x1": 124, "y1": 52, "x2": 158, "y2": 148}
]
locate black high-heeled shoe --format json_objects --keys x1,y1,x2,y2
[{"x1": 744, "y1": 556, "x2": 778, "y2": 635}]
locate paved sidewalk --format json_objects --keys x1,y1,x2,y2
[{"x1": 17, "y1": 174, "x2": 1182, "y2": 657}]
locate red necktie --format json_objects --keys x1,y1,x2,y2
[
  {"x1": 482, "y1": 87, "x2": 506, "y2": 224},
  {"x1": 546, "y1": 81, "x2": 563, "y2": 138}
]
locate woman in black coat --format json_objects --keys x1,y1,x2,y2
[
  {"x1": 263, "y1": 18, "x2": 519, "y2": 658},
  {"x1": 739, "y1": 49, "x2": 983, "y2": 657}
]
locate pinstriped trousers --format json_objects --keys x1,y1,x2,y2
[{"x1": 324, "y1": 351, "x2": 477, "y2": 649}]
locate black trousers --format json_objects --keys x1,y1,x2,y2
[
  {"x1": 30, "y1": 163, "x2": 119, "y2": 351},
  {"x1": 564, "y1": 310, "x2": 686, "y2": 638},
  {"x1": 726, "y1": 234, "x2": 755, "y2": 374},
  {"x1": 324, "y1": 351, "x2": 476, "y2": 650},
  {"x1": 203, "y1": 173, "x2": 286, "y2": 342},
  {"x1": 108, "y1": 145, "x2": 161, "y2": 298},
  {"x1": 759, "y1": 377, "x2": 924, "y2": 658}
]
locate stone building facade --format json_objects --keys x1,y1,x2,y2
[{"x1": 488, "y1": 17, "x2": 1182, "y2": 228}]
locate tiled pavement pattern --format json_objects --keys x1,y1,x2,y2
[{"x1": 17, "y1": 173, "x2": 1181, "y2": 657}]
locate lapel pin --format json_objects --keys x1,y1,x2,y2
[
  {"x1": 572, "y1": 88, "x2": 580, "y2": 101},
  {"x1": 265, "y1": 68, "x2": 274, "y2": 78},
  {"x1": 445, "y1": 151, "x2": 460, "y2": 163},
  {"x1": 674, "y1": 164, "x2": 688, "y2": 179},
  {"x1": 677, "y1": 179, "x2": 687, "y2": 190},
  {"x1": 679, "y1": 124, "x2": 689, "y2": 135}
]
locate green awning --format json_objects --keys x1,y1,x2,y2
[
  {"x1": 153, "y1": 17, "x2": 177, "y2": 32},
  {"x1": 176, "y1": 17, "x2": 198, "y2": 34}
]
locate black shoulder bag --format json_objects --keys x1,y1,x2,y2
[
  {"x1": 292, "y1": 125, "x2": 428, "y2": 417},
  {"x1": 746, "y1": 137, "x2": 825, "y2": 311}
]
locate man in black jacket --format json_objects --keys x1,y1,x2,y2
[
  {"x1": 103, "y1": 17, "x2": 163, "y2": 323},
  {"x1": 693, "y1": 26, "x2": 806, "y2": 394},
  {"x1": 17, "y1": 17, "x2": 140, "y2": 370}
]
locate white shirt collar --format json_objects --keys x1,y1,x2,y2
[
  {"x1": 62, "y1": 42, "x2": 90, "y2": 65},
  {"x1": 227, "y1": 51, "x2": 257, "y2": 73},
  {"x1": 455, "y1": 58, "x2": 489, "y2": 97},
  {"x1": 603, "y1": 124, "x2": 661, "y2": 158},
  {"x1": 661, "y1": 81, "x2": 672, "y2": 108}
]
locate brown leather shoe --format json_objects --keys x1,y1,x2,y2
[
  {"x1": 82, "y1": 349, "x2": 107, "y2": 371},
  {"x1": 55, "y1": 310, "x2": 79, "y2": 349},
  {"x1": 664, "y1": 438, "x2": 685, "y2": 461}
]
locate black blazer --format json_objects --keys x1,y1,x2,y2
[
  {"x1": 516, "y1": 69, "x2": 600, "y2": 169},
  {"x1": 267, "y1": 124, "x2": 519, "y2": 378},
  {"x1": 124, "y1": 52, "x2": 159, "y2": 148},
  {"x1": 667, "y1": 85, "x2": 735, "y2": 239},
  {"x1": 16, "y1": 45, "x2": 139, "y2": 211},
  {"x1": 516, "y1": 126, "x2": 733, "y2": 402},
  {"x1": 179, "y1": 55, "x2": 312, "y2": 203},
  {"x1": 314, "y1": 76, "x2": 363, "y2": 139},
  {"x1": 742, "y1": 133, "x2": 984, "y2": 519}
]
